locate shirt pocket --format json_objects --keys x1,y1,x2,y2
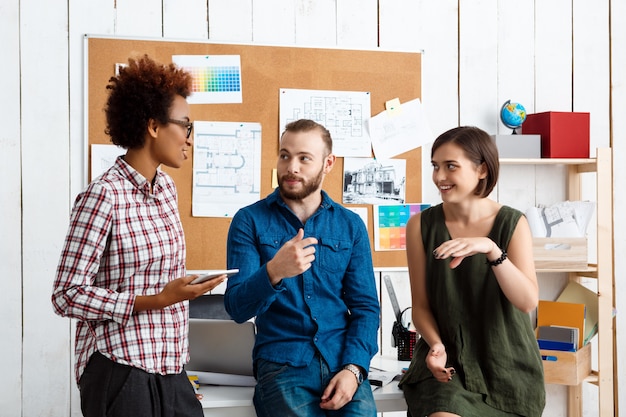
[
  {"x1": 318, "y1": 237, "x2": 350, "y2": 274},
  {"x1": 258, "y1": 235, "x2": 283, "y2": 261}
]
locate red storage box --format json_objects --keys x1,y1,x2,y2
[{"x1": 522, "y1": 111, "x2": 590, "y2": 158}]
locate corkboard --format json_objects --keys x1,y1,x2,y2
[{"x1": 86, "y1": 36, "x2": 422, "y2": 269}]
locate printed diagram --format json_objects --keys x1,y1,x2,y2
[
  {"x1": 280, "y1": 89, "x2": 372, "y2": 157},
  {"x1": 286, "y1": 95, "x2": 363, "y2": 137},
  {"x1": 194, "y1": 136, "x2": 254, "y2": 194},
  {"x1": 192, "y1": 121, "x2": 261, "y2": 217}
]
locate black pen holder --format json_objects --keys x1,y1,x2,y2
[{"x1": 392, "y1": 307, "x2": 417, "y2": 361}]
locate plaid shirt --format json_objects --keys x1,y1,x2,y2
[{"x1": 52, "y1": 156, "x2": 188, "y2": 384}]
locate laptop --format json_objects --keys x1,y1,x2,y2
[{"x1": 186, "y1": 318, "x2": 256, "y2": 377}]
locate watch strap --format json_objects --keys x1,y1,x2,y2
[{"x1": 343, "y1": 364, "x2": 364, "y2": 385}]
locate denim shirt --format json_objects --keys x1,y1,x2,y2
[{"x1": 225, "y1": 189, "x2": 380, "y2": 374}]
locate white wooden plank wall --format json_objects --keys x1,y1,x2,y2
[
  {"x1": 1, "y1": 0, "x2": 623, "y2": 415},
  {"x1": 611, "y1": 0, "x2": 626, "y2": 414},
  {"x1": 0, "y1": 0, "x2": 23, "y2": 416},
  {"x1": 19, "y1": 0, "x2": 72, "y2": 416}
]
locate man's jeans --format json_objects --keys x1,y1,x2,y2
[{"x1": 253, "y1": 354, "x2": 377, "y2": 417}]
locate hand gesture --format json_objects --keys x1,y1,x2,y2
[
  {"x1": 433, "y1": 237, "x2": 495, "y2": 269},
  {"x1": 266, "y1": 228, "x2": 318, "y2": 285},
  {"x1": 426, "y1": 343, "x2": 455, "y2": 383}
]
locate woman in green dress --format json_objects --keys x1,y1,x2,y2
[{"x1": 400, "y1": 126, "x2": 545, "y2": 417}]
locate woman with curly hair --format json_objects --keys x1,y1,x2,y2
[{"x1": 52, "y1": 55, "x2": 224, "y2": 417}]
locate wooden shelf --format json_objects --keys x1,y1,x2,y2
[{"x1": 501, "y1": 149, "x2": 614, "y2": 416}]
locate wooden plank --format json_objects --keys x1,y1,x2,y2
[
  {"x1": 68, "y1": 2, "x2": 116, "y2": 415},
  {"x1": 534, "y1": 0, "x2": 572, "y2": 111},
  {"x1": 496, "y1": 0, "x2": 535, "y2": 134},
  {"x1": 610, "y1": 0, "x2": 626, "y2": 413},
  {"x1": 0, "y1": 0, "x2": 23, "y2": 415},
  {"x1": 252, "y1": 0, "x2": 295, "y2": 44},
  {"x1": 164, "y1": 0, "x2": 208, "y2": 39},
  {"x1": 295, "y1": 0, "x2": 336, "y2": 46},
  {"x1": 115, "y1": 0, "x2": 163, "y2": 37},
  {"x1": 336, "y1": 0, "x2": 377, "y2": 48},
  {"x1": 209, "y1": 0, "x2": 253, "y2": 41},
  {"x1": 20, "y1": 1, "x2": 71, "y2": 416},
  {"x1": 573, "y1": 0, "x2": 610, "y2": 155},
  {"x1": 458, "y1": 0, "x2": 498, "y2": 132}
]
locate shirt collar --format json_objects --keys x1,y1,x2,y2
[{"x1": 114, "y1": 156, "x2": 162, "y2": 197}]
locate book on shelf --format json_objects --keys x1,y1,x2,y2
[
  {"x1": 556, "y1": 281, "x2": 598, "y2": 345},
  {"x1": 537, "y1": 300, "x2": 585, "y2": 349},
  {"x1": 537, "y1": 338, "x2": 577, "y2": 352}
]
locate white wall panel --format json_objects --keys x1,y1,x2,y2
[
  {"x1": 164, "y1": 0, "x2": 208, "y2": 39},
  {"x1": 20, "y1": 0, "x2": 71, "y2": 415},
  {"x1": 0, "y1": 0, "x2": 23, "y2": 415},
  {"x1": 209, "y1": 0, "x2": 253, "y2": 41},
  {"x1": 496, "y1": 0, "x2": 535, "y2": 134},
  {"x1": 378, "y1": 0, "x2": 421, "y2": 51},
  {"x1": 610, "y1": 0, "x2": 626, "y2": 415},
  {"x1": 336, "y1": 0, "x2": 377, "y2": 48},
  {"x1": 115, "y1": 0, "x2": 163, "y2": 37},
  {"x1": 68, "y1": 2, "x2": 117, "y2": 414},
  {"x1": 295, "y1": 0, "x2": 336, "y2": 46},
  {"x1": 252, "y1": 0, "x2": 296, "y2": 44},
  {"x1": 573, "y1": 0, "x2": 610, "y2": 155},
  {"x1": 458, "y1": 0, "x2": 498, "y2": 132},
  {"x1": 534, "y1": 0, "x2": 572, "y2": 111}
]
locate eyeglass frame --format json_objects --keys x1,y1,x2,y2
[{"x1": 167, "y1": 118, "x2": 194, "y2": 139}]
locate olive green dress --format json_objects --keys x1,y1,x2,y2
[{"x1": 399, "y1": 204, "x2": 545, "y2": 417}]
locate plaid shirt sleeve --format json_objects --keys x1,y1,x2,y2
[{"x1": 52, "y1": 181, "x2": 134, "y2": 325}]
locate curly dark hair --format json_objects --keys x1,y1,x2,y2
[
  {"x1": 104, "y1": 54, "x2": 193, "y2": 149},
  {"x1": 431, "y1": 126, "x2": 500, "y2": 198}
]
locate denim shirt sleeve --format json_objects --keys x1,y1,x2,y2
[
  {"x1": 337, "y1": 218, "x2": 380, "y2": 373},
  {"x1": 224, "y1": 208, "x2": 285, "y2": 323}
]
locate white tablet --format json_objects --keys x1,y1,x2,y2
[{"x1": 190, "y1": 269, "x2": 239, "y2": 285}]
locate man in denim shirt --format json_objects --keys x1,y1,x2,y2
[{"x1": 225, "y1": 119, "x2": 380, "y2": 416}]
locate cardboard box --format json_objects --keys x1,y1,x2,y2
[
  {"x1": 533, "y1": 237, "x2": 587, "y2": 270},
  {"x1": 522, "y1": 112, "x2": 590, "y2": 158},
  {"x1": 541, "y1": 342, "x2": 592, "y2": 385},
  {"x1": 491, "y1": 134, "x2": 541, "y2": 158}
]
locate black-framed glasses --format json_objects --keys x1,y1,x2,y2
[{"x1": 167, "y1": 118, "x2": 193, "y2": 139}]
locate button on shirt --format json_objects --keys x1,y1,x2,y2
[
  {"x1": 225, "y1": 189, "x2": 380, "y2": 374},
  {"x1": 51, "y1": 156, "x2": 188, "y2": 384}
]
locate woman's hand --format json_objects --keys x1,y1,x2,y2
[
  {"x1": 426, "y1": 342, "x2": 456, "y2": 383},
  {"x1": 432, "y1": 237, "x2": 497, "y2": 269},
  {"x1": 133, "y1": 274, "x2": 226, "y2": 312}
]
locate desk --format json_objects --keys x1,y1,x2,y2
[{"x1": 198, "y1": 355, "x2": 409, "y2": 416}]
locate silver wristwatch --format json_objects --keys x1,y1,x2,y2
[{"x1": 343, "y1": 364, "x2": 364, "y2": 385}]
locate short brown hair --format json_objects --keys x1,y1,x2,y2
[
  {"x1": 104, "y1": 54, "x2": 193, "y2": 149},
  {"x1": 281, "y1": 119, "x2": 333, "y2": 155},
  {"x1": 431, "y1": 126, "x2": 499, "y2": 197}
]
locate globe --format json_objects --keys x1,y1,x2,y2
[{"x1": 500, "y1": 100, "x2": 526, "y2": 134}]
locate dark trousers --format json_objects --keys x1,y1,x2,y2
[{"x1": 79, "y1": 351, "x2": 203, "y2": 417}]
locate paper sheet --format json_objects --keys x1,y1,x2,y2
[{"x1": 367, "y1": 98, "x2": 434, "y2": 159}]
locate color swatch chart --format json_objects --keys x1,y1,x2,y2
[
  {"x1": 172, "y1": 55, "x2": 243, "y2": 104},
  {"x1": 188, "y1": 66, "x2": 241, "y2": 92},
  {"x1": 374, "y1": 204, "x2": 430, "y2": 250}
]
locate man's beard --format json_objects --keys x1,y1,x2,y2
[{"x1": 278, "y1": 167, "x2": 324, "y2": 201}]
